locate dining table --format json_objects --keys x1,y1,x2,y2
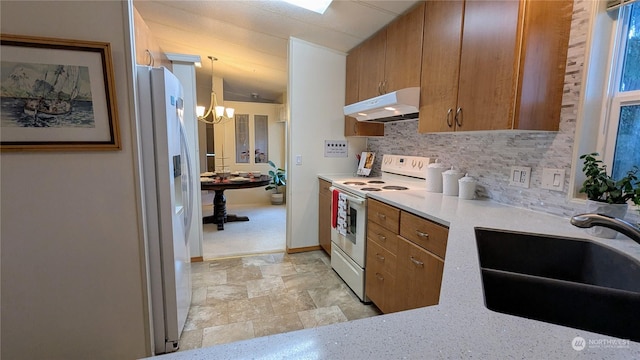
[{"x1": 200, "y1": 175, "x2": 271, "y2": 230}]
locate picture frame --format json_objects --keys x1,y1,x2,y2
[{"x1": 0, "y1": 34, "x2": 121, "y2": 151}]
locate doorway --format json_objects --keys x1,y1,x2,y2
[{"x1": 200, "y1": 101, "x2": 287, "y2": 260}]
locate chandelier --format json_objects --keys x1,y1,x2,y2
[{"x1": 196, "y1": 56, "x2": 234, "y2": 124}]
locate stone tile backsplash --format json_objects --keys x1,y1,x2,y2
[{"x1": 366, "y1": 0, "x2": 639, "y2": 225}]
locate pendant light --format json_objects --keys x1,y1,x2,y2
[{"x1": 196, "y1": 56, "x2": 234, "y2": 124}]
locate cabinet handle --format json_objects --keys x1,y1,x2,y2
[
  {"x1": 455, "y1": 107, "x2": 463, "y2": 127},
  {"x1": 410, "y1": 256, "x2": 424, "y2": 267},
  {"x1": 446, "y1": 108, "x2": 453, "y2": 127},
  {"x1": 144, "y1": 49, "x2": 155, "y2": 67},
  {"x1": 376, "y1": 273, "x2": 384, "y2": 281},
  {"x1": 382, "y1": 80, "x2": 388, "y2": 94},
  {"x1": 377, "y1": 82, "x2": 382, "y2": 95},
  {"x1": 416, "y1": 230, "x2": 429, "y2": 239},
  {"x1": 376, "y1": 253, "x2": 385, "y2": 262},
  {"x1": 377, "y1": 213, "x2": 386, "y2": 220},
  {"x1": 377, "y1": 233, "x2": 387, "y2": 242}
]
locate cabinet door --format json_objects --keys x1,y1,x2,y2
[
  {"x1": 133, "y1": 8, "x2": 171, "y2": 68},
  {"x1": 515, "y1": 0, "x2": 572, "y2": 131},
  {"x1": 345, "y1": 48, "x2": 360, "y2": 105},
  {"x1": 456, "y1": 0, "x2": 522, "y2": 131},
  {"x1": 344, "y1": 118, "x2": 384, "y2": 137},
  {"x1": 418, "y1": 0, "x2": 464, "y2": 133},
  {"x1": 345, "y1": 47, "x2": 384, "y2": 137},
  {"x1": 357, "y1": 29, "x2": 387, "y2": 100},
  {"x1": 318, "y1": 179, "x2": 332, "y2": 255},
  {"x1": 396, "y1": 236, "x2": 445, "y2": 310},
  {"x1": 384, "y1": 2, "x2": 425, "y2": 94}
]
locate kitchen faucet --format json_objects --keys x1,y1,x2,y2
[{"x1": 570, "y1": 213, "x2": 640, "y2": 244}]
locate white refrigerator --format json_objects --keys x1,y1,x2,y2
[{"x1": 136, "y1": 66, "x2": 193, "y2": 354}]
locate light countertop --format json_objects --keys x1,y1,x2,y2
[{"x1": 153, "y1": 180, "x2": 640, "y2": 359}]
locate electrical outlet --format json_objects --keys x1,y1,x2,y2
[
  {"x1": 541, "y1": 168, "x2": 565, "y2": 191},
  {"x1": 509, "y1": 166, "x2": 531, "y2": 188}
]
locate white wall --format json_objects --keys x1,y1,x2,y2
[
  {"x1": 1, "y1": 1, "x2": 149, "y2": 359},
  {"x1": 287, "y1": 38, "x2": 366, "y2": 250}
]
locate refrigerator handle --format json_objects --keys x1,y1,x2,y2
[{"x1": 179, "y1": 121, "x2": 194, "y2": 242}]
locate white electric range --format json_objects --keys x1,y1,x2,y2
[{"x1": 328, "y1": 154, "x2": 433, "y2": 301}]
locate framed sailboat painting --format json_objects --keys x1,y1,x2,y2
[{"x1": 0, "y1": 34, "x2": 121, "y2": 151}]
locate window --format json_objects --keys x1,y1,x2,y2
[
  {"x1": 234, "y1": 114, "x2": 269, "y2": 164},
  {"x1": 235, "y1": 114, "x2": 250, "y2": 163},
  {"x1": 600, "y1": 1, "x2": 640, "y2": 181},
  {"x1": 254, "y1": 115, "x2": 269, "y2": 163}
]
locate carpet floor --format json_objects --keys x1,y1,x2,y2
[{"x1": 202, "y1": 203, "x2": 286, "y2": 260}]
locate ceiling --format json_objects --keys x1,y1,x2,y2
[{"x1": 133, "y1": 0, "x2": 419, "y2": 103}]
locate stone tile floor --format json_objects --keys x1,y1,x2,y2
[{"x1": 179, "y1": 250, "x2": 382, "y2": 351}]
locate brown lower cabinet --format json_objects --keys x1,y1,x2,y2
[
  {"x1": 365, "y1": 198, "x2": 447, "y2": 313},
  {"x1": 318, "y1": 179, "x2": 332, "y2": 255},
  {"x1": 365, "y1": 238, "x2": 397, "y2": 313},
  {"x1": 396, "y1": 236, "x2": 444, "y2": 310}
]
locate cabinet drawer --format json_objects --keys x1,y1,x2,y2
[
  {"x1": 365, "y1": 240, "x2": 397, "y2": 314},
  {"x1": 367, "y1": 238, "x2": 397, "y2": 276},
  {"x1": 368, "y1": 199, "x2": 400, "y2": 232},
  {"x1": 400, "y1": 212, "x2": 448, "y2": 259},
  {"x1": 365, "y1": 266, "x2": 396, "y2": 314},
  {"x1": 367, "y1": 221, "x2": 398, "y2": 254}
]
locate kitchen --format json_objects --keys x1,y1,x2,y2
[{"x1": 1, "y1": 0, "x2": 639, "y2": 359}]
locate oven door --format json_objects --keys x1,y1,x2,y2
[{"x1": 329, "y1": 187, "x2": 366, "y2": 268}]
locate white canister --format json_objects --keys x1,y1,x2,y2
[
  {"x1": 426, "y1": 160, "x2": 448, "y2": 193},
  {"x1": 442, "y1": 167, "x2": 465, "y2": 196},
  {"x1": 458, "y1": 173, "x2": 477, "y2": 200}
]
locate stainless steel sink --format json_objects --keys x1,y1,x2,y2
[{"x1": 474, "y1": 227, "x2": 640, "y2": 341}]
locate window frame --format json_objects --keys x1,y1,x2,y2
[
  {"x1": 600, "y1": 92, "x2": 640, "y2": 170},
  {"x1": 597, "y1": 2, "x2": 640, "y2": 174},
  {"x1": 570, "y1": 0, "x2": 639, "y2": 206}
]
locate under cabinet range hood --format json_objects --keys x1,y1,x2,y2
[{"x1": 344, "y1": 87, "x2": 420, "y2": 122}]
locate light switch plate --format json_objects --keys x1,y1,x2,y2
[
  {"x1": 324, "y1": 140, "x2": 348, "y2": 157},
  {"x1": 541, "y1": 168, "x2": 565, "y2": 191},
  {"x1": 509, "y1": 166, "x2": 531, "y2": 188}
]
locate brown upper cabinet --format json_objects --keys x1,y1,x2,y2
[
  {"x1": 344, "y1": 2, "x2": 425, "y2": 137},
  {"x1": 345, "y1": 47, "x2": 383, "y2": 136},
  {"x1": 418, "y1": 0, "x2": 573, "y2": 133},
  {"x1": 356, "y1": 2, "x2": 425, "y2": 101},
  {"x1": 133, "y1": 7, "x2": 171, "y2": 68}
]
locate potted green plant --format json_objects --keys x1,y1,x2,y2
[
  {"x1": 265, "y1": 160, "x2": 286, "y2": 205},
  {"x1": 579, "y1": 152, "x2": 640, "y2": 238}
]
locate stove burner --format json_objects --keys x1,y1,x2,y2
[
  {"x1": 367, "y1": 180, "x2": 385, "y2": 184},
  {"x1": 360, "y1": 187, "x2": 382, "y2": 191},
  {"x1": 382, "y1": 185, "x2": 409, "y2": 191},
  {"x1": 344, "y1": 181, "x2": 366, "y2": 186}
]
